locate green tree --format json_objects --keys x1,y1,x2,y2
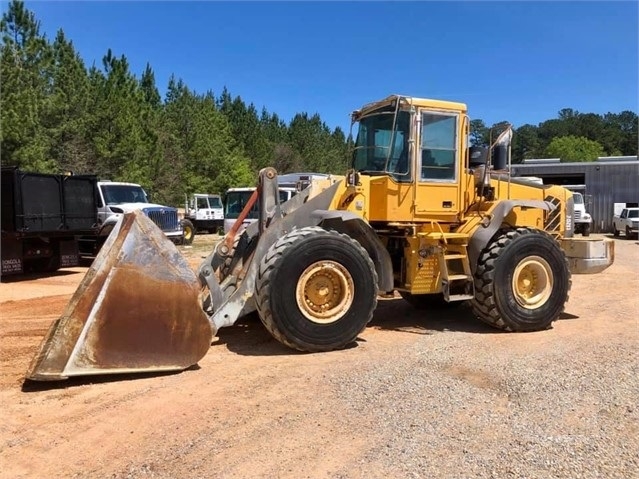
[
  {"x1": 43, "y1": 29, "x2": 93, "y2": 173},
  {"x1": 512, "y1": 124, "x2": 542, "y2": 163},
  {"x1": 469, "y1": 119, "x2": 488, "y2": 146},
  {"x1": 161, "y1": 79, "x2": 253, "y2": 203},
  {"x1": 88, "y1": 49, "x2": 146, "y2": 181},
  {"x1": 0, "y1": 0, "x2": 53, "y2": 171},
  {"x1": 545, "y1": 135, "x2": 605, "y2": 162}
]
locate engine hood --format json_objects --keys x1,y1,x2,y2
[{"x1": 111, "y1": 203, "x2": 176, "y2": 213}]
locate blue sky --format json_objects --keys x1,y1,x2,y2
[{"x1": 15, "y1": 1, "x2": 639, "y2": 133}]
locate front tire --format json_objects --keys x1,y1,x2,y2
[
  {"x1": 582, "y1": 223, "x2": 591, "y2": 237},
  {"x1": 181, "y1": 219, "x2": 195, "y2": 245},
  {"x1": 471, "y1": 228, "x2": 571, "y2": 332},
  {"x1": 613, "y1": 226, "x2": 620, "y2": 237},
  {"x1": 255, "y1": 226, "x2": 378, "y2": 352}
]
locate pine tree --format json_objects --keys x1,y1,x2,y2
[
  {"x1": 43, "y1": 29, "x2": 93, "y2": 173},
  {"x1": 0, "y1": 0, "x2": 54, "y2": 171}
]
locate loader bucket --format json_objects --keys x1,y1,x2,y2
[{"x1": 26, "y1": 211, "x2": 213, "y2": 381}]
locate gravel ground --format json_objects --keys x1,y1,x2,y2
[
  {"x1": 330, "y1": 329, "x2": 638, "y2": 479},
  {"x1": 0, "y1": 234, "x2": 637, "y2": 479}
]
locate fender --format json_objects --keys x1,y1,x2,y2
[
  {"x1": 99, "y1": 215, "x2": 120, "y2": 237},
  {"x1": 468, "y1": 200, "x2": 556, "y2": 272},
  {"x1": 313, "y1": 210, "x2": 394, "y2": 293}
]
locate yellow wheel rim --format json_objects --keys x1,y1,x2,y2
[
  {"x1": 184, "y1": 225, "x2": 193, "y2": 241},
  {"x1": 295, "y1": 261, "x2": 354, "y2": 324},
  {"x1": 512, "y1": 256, "x2": 553, "y2": 309}
]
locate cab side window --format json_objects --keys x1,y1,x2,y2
[{"x1": 420, "y1": 113, "x2": 457, "y2": 182}]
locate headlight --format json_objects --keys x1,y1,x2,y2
[{"x1": 109, "y1": 206, "x2": 124, "y2": 214}]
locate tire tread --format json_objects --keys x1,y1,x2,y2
[
  {"x1": 471, "y1": 227, "x2": 572, "y2": 331},
  {"x1": 255, "y1": 226, "x2": 377, "y2": 352}
]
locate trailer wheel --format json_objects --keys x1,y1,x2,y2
[
  {"x1": 399, "y1": 292, "x2": 462, "y2": 309},
  {"x1": 471, "y1": 227, "x2": 571, "y2": 332},
  {"x1": 255, "y1": 226, "x2": 377, "y2": 352},
  {"x1": 181, "y1": 219, "x2": 195, "y2": 245}
]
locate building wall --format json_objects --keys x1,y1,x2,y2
[{"x1": 511, "y1": 160, "x2": 639, "y2": 232}]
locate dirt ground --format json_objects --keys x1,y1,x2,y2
[{"x1": 0, "y1": 233, "x2": 637, "y2": 478}]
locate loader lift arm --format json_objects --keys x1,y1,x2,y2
[{"x1": 199, "y1": 167, "x2": 392, "y2": 334}]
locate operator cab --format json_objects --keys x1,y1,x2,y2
[{"x1": 350, "y1": 95, "x2": 467, "y2": 221}]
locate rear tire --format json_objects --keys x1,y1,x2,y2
[
  {"x1": 181, "y1": 219, "x2": 195, "y2": 245},
  {"x1": 255, "y1": 226, "x2": 377, "y2": 352},
  {"x1": 471, "y1": 228, "x2": 571, "y2": 332}
]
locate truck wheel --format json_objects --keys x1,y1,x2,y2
[
  {"x1": 471, "y1": 227, "x2": 571, "y2": 332},
  {"x1": 626, "y1": 226, "x2": 633, "y2": 239},
  {"x1": 181, "y1": 219, "x2": 195, "y2": 245},
  {"x1": 582, "y1": 223, "x2": 591, "y2": 237},
  {"x1": 399, "y1": 292, "x2": 462, "y2": 309},
  {"x1": 27, "y1": 255, "x2": 60, "y2": 274},
  {"x1": 613, "y1": 226, "x2": 620, "y2": 237},
  {"x1": 255, "y1": 226, "x2": 377, "y2": 352}
]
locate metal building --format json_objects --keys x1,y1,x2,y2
[{"x1": 510, "y1": 156, "x2": 639, "y2": 233}]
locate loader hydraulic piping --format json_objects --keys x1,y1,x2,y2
[{"x1": 207, "y1": 181, "x2": 343, "y2": 332}]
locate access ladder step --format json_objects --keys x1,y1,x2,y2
[
  {"x1": 447, "y1": 293, "x2": 475, "y2": 302},
  {"x1": 446, "y1": 274, "x2": 473, "y2": 282},
  {"x1": 444, "y1": 254, "x2": 467, "y2": 260}
]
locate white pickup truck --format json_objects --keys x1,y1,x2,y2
[{"x1": 612, "y1": 207, "x2": 639, "y2": 238}]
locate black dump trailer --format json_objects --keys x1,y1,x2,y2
[{"x1": 1, "y1": 167, "x2": 99, "y2": 276}]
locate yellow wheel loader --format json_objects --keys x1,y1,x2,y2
[{"x1": 26, "y1": 95, "x2": 614, "y2": 381}]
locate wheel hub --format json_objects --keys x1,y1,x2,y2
[
  {"x1": 512, "y1": 256, "x2": 553, "y2": 309},
  {"x1": 296, "y1": 261, "x2": 354, "y2": 324}
]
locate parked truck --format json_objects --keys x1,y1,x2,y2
[
  {"x1": 78, "y1": 180, "x2": 183, "y2": 256},
  {"x1": 571, "y1": 192, "x2": 592, "y2": 236},
  {"x1": 612, "y1": 207, "x2": 639, "y2": 238},
  {"x1": 181, "y1": 193, "x2": 225, "y2": 245},
  {"x1": 223, "y1": 173, "x2": 329, "y2": 234},
  {"x1": 1, "y1": 167, "x2": 98, "y2": 276}
]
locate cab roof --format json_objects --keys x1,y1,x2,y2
[{"x1": 352, "y1": 94, "x2": 467, "y2": 121}]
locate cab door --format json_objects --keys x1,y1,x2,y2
[{"x1": 414, "y1": 110, "x2": 463, "y2": 218}]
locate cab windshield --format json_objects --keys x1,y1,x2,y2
[
  {"x1": 101, "y1": 184, "x2": 149, "y2": 205},
  {"x1": 224, "y1": 189, "x2": 294, "y2": 220},
  {"x1": 207, "y1": 196, "x2": 222, "y2": 208},
  {"x1": 352, "y1": 106, "x2": 411, "y2": 180},
  {"x1": 224, "y1": 191, "x2": 258, "y2": 220}
]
